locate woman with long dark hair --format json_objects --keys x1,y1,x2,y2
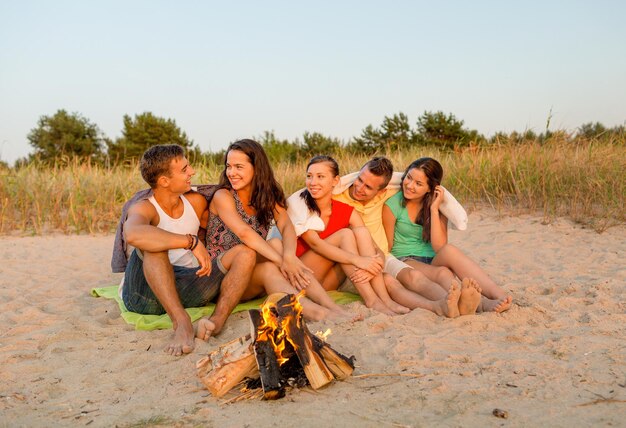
[{"x1": 382, "y1": 157, "x2": 512, "y2": 313}]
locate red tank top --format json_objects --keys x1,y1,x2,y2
[{"x1": 296, "y1": 200, "x2": 354, "y2": 257}]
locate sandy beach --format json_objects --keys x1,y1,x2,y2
[{"x1": 1, "y1": 209, "x2": 624, "y2": 427}]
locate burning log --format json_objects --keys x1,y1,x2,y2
[
  {"x1": 309, "y1": 332, "x2": 355, "y2": 380},
  {"x1": 249, "y1": 309, "x2": 286, "y2": 399},
  {"x1": 197, "y1": 292, "x2": 356, "y2": 400},
  {"x1": 274, "y1": 294, "x2": 334, "y2": 390},
  {"x1": 196, "y1": 334, "x2": 259, "y2": 398}
]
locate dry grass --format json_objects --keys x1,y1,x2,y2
[{"x1": 1, "y1": 136, "x2": 624, "y2": 234}]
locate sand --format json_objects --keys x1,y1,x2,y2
[{"x1": 1, "y1": 210, "x2": 624, "y2": 427}]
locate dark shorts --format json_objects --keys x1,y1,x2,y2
[
  {"x1": 399, "y1": 255, "x2": 434, "y2": 265},
  {"x1": 122, "y1": 249, "x2": 227, "y2": 315}
]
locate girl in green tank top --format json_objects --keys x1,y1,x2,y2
[{"x1": 382, "y1": 158, "x2": 513, "y2": 314}]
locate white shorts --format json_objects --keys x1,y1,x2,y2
[{"x1": 384, "y1": 254, "x2": 412, "y2": 279}]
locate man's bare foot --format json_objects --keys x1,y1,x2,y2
[
  {"x1": 458, "y1": 278, "x2": 481, "y2": 316},
  {"x1": 196, "y1": 317, "x2": 217, "y2": 342},
  {"x1": 164, "y1": 320, "x2": 195, "y2": 356},
  {"x1": 481, "y1": 295, "x2": 513, "y2": 313},
  {"x1": 440, "y1": 281, "x2": 461, "y2": 318}
]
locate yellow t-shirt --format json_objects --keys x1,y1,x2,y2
[{"x1": 333, "y1": 187, "x2": 399, "y2": 254}]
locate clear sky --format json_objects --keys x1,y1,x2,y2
[{"x1": 1, "y1": 0, "x2": 625, "y2": 164}]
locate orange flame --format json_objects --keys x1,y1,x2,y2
[{"x1": 257, "y1": 292, "x2": 305, "y2": 365}]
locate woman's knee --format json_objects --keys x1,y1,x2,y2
[
  {"x1": 328, "y1": 227, "x2": 352, "y2": 240},
  {"x1": 335, "y1": 228, "x2": 357, "y2": 248}
]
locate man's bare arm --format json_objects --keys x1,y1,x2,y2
[{"x1": 124, "y1": 201, "x2": 189, "y2": 252}]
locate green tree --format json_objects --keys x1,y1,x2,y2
[
  {"x1": 107, "y1": 112, "x2": 196, "y2": 162},
  {"x1": 350, "y1": 124, "x2": 383, "y2": 154},
  {"x1": 349, "y1": 112, "x2": 416, "y2": 154},
  {"x1": 416, "y1": 111, "x2": 480, "y2": 148},
  {"x1": 379, "y1": 112, "x2": 415, "y2": 151},
  {"x1": 578, "y1": 122, "x2": 608, "y2": 139},
  {"x1": 297, "y1": 131, "x2": 341, "y2": 158},
  {"x1": 257, "y1": 131, "x2": 299, "y2": 163},
  {"x1": 27, "y1": 109, "x2": 105, "y2": 162}
]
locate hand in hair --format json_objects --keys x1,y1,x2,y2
[{"x1": 430, "y1": 185, "x2": 445, "y2": 212}]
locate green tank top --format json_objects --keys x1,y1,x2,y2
[{"x1": 385, "y1": 192, "x2": 435, "y2": 259}]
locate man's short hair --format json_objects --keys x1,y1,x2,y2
[
  {"x1": 140, "y1": 144, "x2": 185, "y2": 188},
  {"x1": 362, "y1": 157, "x2": 394, "y2": 189}
]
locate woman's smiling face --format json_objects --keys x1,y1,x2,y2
[
  {"x1": 402, "y1": 167, "x2": 431, "y2": 201},
  {"x1": 305, "y1": 161, "x2": 338, "y2": 200},
  {"x1": 225, "y1": 149, "x2": 254, "y2": 191}
]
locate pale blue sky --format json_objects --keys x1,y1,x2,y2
[{"x1": 1, "y1": 0, "x2": 625, "y2": 163}]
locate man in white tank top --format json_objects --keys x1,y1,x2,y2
[{"x1": 122, "y1": 145, "x2": 256, "y2": 356}]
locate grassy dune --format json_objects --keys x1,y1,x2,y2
[{"x1": 1, "y1": 136, "x2": 624, "y2": 234}]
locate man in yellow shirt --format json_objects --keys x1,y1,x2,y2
[{"x1": 333, "y1": 159, "x2": 399, "y2": 253}]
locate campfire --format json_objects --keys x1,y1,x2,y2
[{"x1": 197, "y1": 292, "x2": 355, "y2": 400}]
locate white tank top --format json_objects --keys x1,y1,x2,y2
[{"x1": 148, "y1": 194, "x2": 200, "y2": 268}]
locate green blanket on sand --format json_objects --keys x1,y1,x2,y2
[{"x1": 91, "y1": 285, "x2": 362, "y2": 331}]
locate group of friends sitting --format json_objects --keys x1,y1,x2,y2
[{"x1": 115, "y1": 140, "x2": 512, "y2": 356}]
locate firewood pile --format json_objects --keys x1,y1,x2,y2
[{"x1": 197, "y1": 293, "x2": 355, "y2": 400}]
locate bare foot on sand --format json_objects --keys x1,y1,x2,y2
[
  {"x1": 440, "y1": 281, "x2": 461, "y2": 318},
  {"x1": 385, "y1": 300, "x2": 411, "y2": 315},
  {"x1": 196, "y1": 317, "x2": 217, "y2": 342},
  {"x1": 481, "y1": 295, "x2": 513, "y2": 313},
  {"x1": 458, "y1": 278, "x2": 481, "y2": 316},
  {"x1": 368, "y1": 300, "x2": 396, "y2": 316},
  {"x1": 164, "y1": 321, "x2": 195, "y2": 356}
]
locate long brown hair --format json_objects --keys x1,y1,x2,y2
[
  {"x1": 300, "y1": 155, "x2": 339, "y2": 215},
  {"x1": 218, "y1": 139, "x2": 286, "y2": 228},
  {"x1": 401, "y1": 157, "x2": 443, "y2": 242}
]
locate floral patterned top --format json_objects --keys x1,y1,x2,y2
[{"x1": 206, "y1": 189, "x2": 270, "y2": 259}]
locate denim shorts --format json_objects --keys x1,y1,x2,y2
[
  {"x1": 122, "y1": 249, "x2": 227, "y2": 315},
  {"x1": 399, "y1": 255, "x2": 434, "y2": 265}
]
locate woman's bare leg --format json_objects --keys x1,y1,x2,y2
[
  {"x1": 351, "y1": 227, "x2": 409, "y2": 314},
  {"x1": 395, "y1": 268, "x2": 447, "y2": 300},
  {"x1": 384, "y1": 272, "x2": 460, "y2": 318},
  {"x1": 267, "y1": 239, "x2": 358, "y2": 320},
  {"x1": 300, "y1": 229, "x2": 394, "y2": 315},
  {"x1": 321, "y1": 263, "x2": 346, "y2": 291},
  {"x1": 403, "y1": 259, "x2": 457, "y2": 290},
  {"x1": 247, "y1": 261, "x2": 331, "y2": 321}
]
